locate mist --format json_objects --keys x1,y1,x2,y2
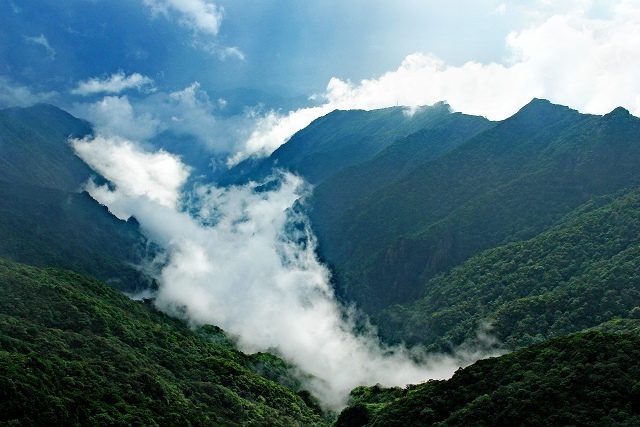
[{"x1": 72, "y1": 134, "x2": 500, "y2": 408}]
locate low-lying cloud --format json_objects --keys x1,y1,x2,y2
[
  {"x1": 71, "y1": 134, "x2": 190, "y2": 215},
  {"x1": 72, "y1": 132, "x2": 500, "y2": 408},
  {"x1": 70, "y1": 82, "x2": 258, "y2": 163}
]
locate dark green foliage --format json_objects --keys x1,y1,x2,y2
[
  {"x1": 0, "y1": 104, "x2": 96, "y2": 191},
  {"x1": 309, "y1": 112, "x2": 493, "y2": 245},
  {"x1": 377, "y1": 189, "x2": 640, "y2": 351},
  {"x1": 0, "y1": 180, "x2": 151, "y2": 293},
  {"x1": 0, "y1": 258, "x2": 327, "y2": 426},
  {"x1": 338, "y1": 331, "x2": 640, "y2": 426},
  {"x1": 318, "y1": 100, "x2": 640, "y2": 312},
  {"x1": 220, "y1": 103, "x2": 459, "y2": 186},
  {"x1": 335, "y1": 385, "x2": 405, "y2": 427}
]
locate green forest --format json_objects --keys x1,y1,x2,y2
[{"x1": 0, "y1": 258, "x2": 327, "y2": 426}]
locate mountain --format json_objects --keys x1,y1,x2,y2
[
  {"x1": 314, "y1": 99, "x2": 640, "y2": 312},
  {"x1": 5, "y1": 99, "x2": 640, "y2": 424},
  {"x1": 375, "y1": 188, "x2": 640, "y2": 350},
  {"x1": 336, "y1": 331, "x2": 640, "y2": 427},
  {"x1": 0, "y1": 180, "x2": 150, "y2": 293},
  {"x1": 0, "y1": 104, "x2": 150, "y2": 292},
  {"x1": 308, "y1": 112, "x2": 494, "y2": 248},
  {"x1": 0, "y1": 103, "x2": 96, "y2": 192},
  {"x1": 0, "y1": 258, "x2": 328, "y2": 426},
  {"x1": 219, "y1": 102, "x2": 471, "y2": 186}
]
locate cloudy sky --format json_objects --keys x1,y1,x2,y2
[
  {"x1": 3, "y1": 0, "x2": 640, "y2": 162},
  {"x1": 2, "y1": 0, "x2": 515, "y2": 97},
  {"x1": 3, "y1": 2, "x2": 637, "y2": 103}
]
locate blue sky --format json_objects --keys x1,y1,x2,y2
[{"x1": 2, "y1": 0, "x2": 516, "y2": 98}]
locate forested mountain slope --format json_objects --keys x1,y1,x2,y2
[
  {"x1": 309, "y1": 112, "x2": 494, "y2": 237},
  {"x1": 375, "y1": 189, "x2": 640, "y2": 350},
  {"x1": 220, "y1": 102, "x2": 485, "y2": 186},
  {"x1": 0, "y1": 258, "x2": 327, "y2": 426},
  {"x1": 0, "y1": 105, "x2": 151, "y2": 292},
  {"x1": 0, "y1": 180, "x2": 150, "y2": 292},
  {"x1": 317, "y1": 99, "x2": 640, "y2": 312},
  {"x1": 336, "y1": 331, "x2": 640, "y2": 427}
]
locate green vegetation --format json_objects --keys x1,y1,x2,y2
[
  {"x1": 312, "y1": 100, "x2": 640, "y2": 313},
  {"x1": 337, "y1": 331, "x2": 640, "y2": 426},
  {"x1": 0, "y1": 258, "x2": 327, "y2": 426},
  {"x1": 0, "y1": 179, "x2": 151, "y2": 294},
  {"x1": 376, "y1": 189, "x2": 640, "y2": 350},
  {"x1": 309, "y1": 112, "x2": 493, "y2": 244},
  {"x1": 5, "y1": 99, "x2": 640, "y2": 425}
]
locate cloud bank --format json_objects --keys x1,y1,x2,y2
[
  {"x1": 70, "y1": 82, "x2": 258, "y2": 163},
  {"x1": 72, "y1": 71, "x2": 156, "y2": 96},
  {"x1": 233, "y1": 1, "x2": 640, "y2": 164}
]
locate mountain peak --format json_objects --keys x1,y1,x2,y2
[
  {"x1": 518, "y1": 98, "x2": 575, "y2": 115},
  {"x1": 602, "y1": 106, "x2": 632, "y2": 120},
  {"x1": 504, "y1": 98, "x2": 580, "y2": 131},
  {"x1": 598, "y1": 106, "x2": 640, "y2": 133}
]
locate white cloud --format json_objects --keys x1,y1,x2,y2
[
  {"x1": 10, "y1": 1, "x2": 21, "y2": 14},
  {"x1": 78, "y1": 95, "x2": 162, "y2": 141},
  {"x1": 25, "y1": 34, "x2": 56, "y2": 60},
  {"x1": 142, "y1": 0, "x2": 244, "y2": 58},
  {"x1": 82, "y1": 169, "x2": 499, "y2": 409},
  {"x1": 143, "y1": 0, "x2": 224, "y2": 36},
  {"x1": 217, "y1": 46, "x2": 245, "y2": 61},
  {"x1": 232, "y1": 0, "x2": 640, "y2": 163},
  {"x1": 72, "y1": 71, "x2": 155, "y2": 96},
  {"x1": 72, "y1": 83, "x2": 258, "y2": 159},
  {"x1": 71, "y1": 134, "x2": 191, "y2": 216},
  {"x1": 227, "y1": 105, "x2": 333, "y2": 166},
  {"x1": 0, "y1": 76, "x2": 58, "y2": 108}
]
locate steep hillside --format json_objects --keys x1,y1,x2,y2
[
  {"x1": 336, "y1": 331, "x2": 640, "y2": 427},
  {"x1": 376, "y1": 189, "x2": 640, "y2": 350},
  {"x1": 0, "y1": 180, "x2": 150, "y2": 293},
  {"x1": 220, "y1": 102, "x2": 465, "y2": 186},
  {"x1": 309, "y1": 112, "x2": 494, "y2": 242},
  {"x1": 320, "y1": 100, "x2": 640, "y2": 312},
  {"x1": 0, "y1": 104, "x2": 151, "y2": 292},
  {"x1": 0, "y1": 258, "x2": 327, "y2": 426},
  {"x1": 0, "y1": 104, "x2": 95, "y2": 191}
]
